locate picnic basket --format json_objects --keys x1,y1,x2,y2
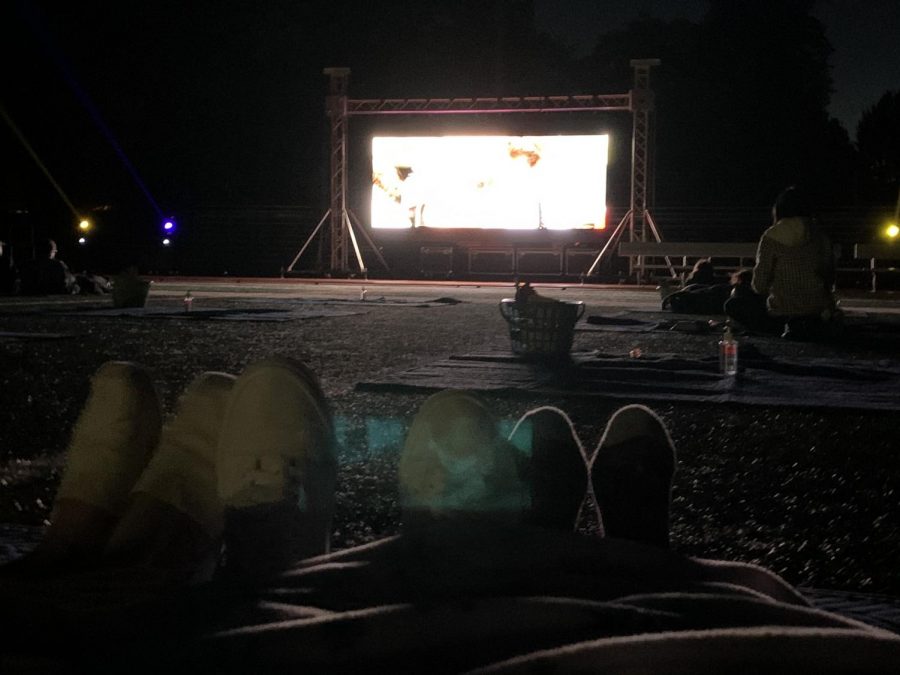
[
  {"x1": 111, "y1": 275, "x2": 151, "y2": 308},
  {"x1": 499, "y1": 299, "x2": 585, "y2": 358}
]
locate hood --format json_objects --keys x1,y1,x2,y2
[{"x1": 764, "y1": 216, "x2": 815, "y2": 247}]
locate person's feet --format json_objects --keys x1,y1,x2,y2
[
  {"x1": 400, "y1": 396, "x2": 676, "y2": 548},
  {"x1": 590, "y1": 405, "x2": 676, "y2": 548},
  {"x1": 104, "y1": 371, "x2": 237, "y2": 579},
  {"x1": 507, "y1": 406, "x2": 591, "y2": 531},
  {"x1": 399, "y1": 390, "x2": 527, "y2": 526},
  {"x1": 216, "y1": 357, "x2": 337, "y2": 578},
  {"x1": 23, "y1": 361, "x2": 163, "y2": 572}
]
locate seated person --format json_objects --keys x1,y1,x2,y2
[
  {"x1": 2, "y1": 358, "x2": 897, "y2": 672},
  {"x1": 75, "y1": 270, "x2": 112, "y2": 295},
  {"x1": 685, "y1": 258, "x2": 716, "y2": 286},
  {"x1": 662, "y1": 259, "x2": 732, "y2": 314},
  {"x1": 723, "y1": 266, "x2": 777, "y2": 332},
  {"x1": 726, "y1": 187, "x2": 839, "y2": 339},
  {"x1": 18, "y1": 238, "x2": 79, "y2": 296},
  {"x1": 0, "y1": 240, "x2": 19, "y2": 294}
]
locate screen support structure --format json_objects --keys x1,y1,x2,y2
[
  {"x1": 288, "y1": 62, "x2": 669, "y2": 279},
  {"x1": 586, "y1": 59, "x2": 674, "y2": 280},
  {"x1": 287, "y1": 68, "x2": 389, "y2": 276}
]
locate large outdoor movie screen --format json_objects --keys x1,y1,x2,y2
[{"x1": 371, "y1": 135, "x2": 608, "y2": 230}]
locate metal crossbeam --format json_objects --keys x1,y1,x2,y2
[{"x1": 346, "y1": 94, "x2": 632, "y2": 115}]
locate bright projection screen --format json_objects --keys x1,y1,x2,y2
[{"x1": 371, "y1": 135, "x2": 608, "y2": 229}]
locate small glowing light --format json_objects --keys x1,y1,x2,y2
[
  {"x1": 162, "y1": 238, "x2": 171, "y2": 246},
  {"x1": 78, "y1": 219, "x2": 91, "y2": 230},
  {"x1": 163, "y1": 221, "x2": 174, "y2": 231},
  {"x1": 78, "y1": 237, "x2": 87, "y2": 245},
  {"x1": 887, "y1": 224, "x2": 899, "y2": 239}
]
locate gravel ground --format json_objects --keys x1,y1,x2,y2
[{"x1": 1, "y1": 280, "x2": 898, "y2": 595}]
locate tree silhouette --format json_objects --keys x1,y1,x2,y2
[
  {"x1": 856, "y1": 91, "x2": 900, "y2": 204},
  {"x1": 581, "y1": 2, "x2": 856, "y2": 208}
]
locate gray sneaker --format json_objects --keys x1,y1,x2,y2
[
  {"x1": 507, "y1": 406, "x2": 591, "y2": 531},
  {"x1": 590, "y1": 405, "x2": 676, "y2": 548}
]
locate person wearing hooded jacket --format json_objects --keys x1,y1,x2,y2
[{"x1": 725, "y1": 187, "x2": 839, "y2": 339}]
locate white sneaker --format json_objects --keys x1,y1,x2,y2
[
  {"x1": 217, "y1": 357, "x2": 337, "y2": 575},
  {"x1": 105, "y1": 371, "x2": 237, "y2": 564},
  {"x1": 54, "y1": 361, "x2": 163, "y2": 515},
  {"x1": 41, "y1": 361, "x2": 162, "y2": 564}
]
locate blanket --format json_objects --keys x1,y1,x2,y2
[
  {"x1": 0, "y1": 297, "x2": 460, "y2": 321},
  {"x1": 578, "y1": 312, "x2": 665, "y2": 333},
  {"x1": 357, "y1": 351, "x2": 900, "y2": 412},
  {"x1": 0, "y1": 331, "x2": 78, "y2": 340},
  {"x1": 48, "y1": 306, "x2": 364, "y2": 321},
  {"x1": 2, "y1": 526, "x2": 898, "y2": 673},
  {"x1": 579, "y1": 309, "x2": 900, "y2": 339}
]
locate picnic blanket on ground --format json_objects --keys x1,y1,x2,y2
[
  {"x1": 0, "y1": 523, "x2": 43, "y2": 565},
  {"x1": 0, "y1": 297, "x2": 461, "y2": 322},
  {"x1": 578, "y1": 312, "x2": 666, "y2": 332},
  {"x1": 578, "y1": 309, "x2": 900, "y2": 336},
  {"x1": 0, "y1": 331, "x2": 79, "y2": 341},
  {"x1": 51, "y1": 306, "x2": 366, "y2": 321},
  {"x1": 356, "y1": 351, "x2": 900, "y2": 412},
  {"x1": 3, "y1": 524, "x2": 900, "y2": 673}
]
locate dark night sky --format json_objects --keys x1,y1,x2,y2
[
  {"x1": 809, "y1": 0, "x2": 900, "y2": 133},
  {"x1": 2, "y1": 0, "x2": 898, "y2": 239},
  {"x1": 533, "y1": 0, "x2": 900, "y2": 135}
]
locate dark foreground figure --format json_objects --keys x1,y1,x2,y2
[{"x1": 2, "y1": 358, "x2": 898, "y2": 673}]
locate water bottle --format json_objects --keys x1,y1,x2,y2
[{"x1": 719, "y1": 325, "x2": 738, "y2": 375}]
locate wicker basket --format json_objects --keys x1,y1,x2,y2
[{"x1": 499, "y1": 299, "x2": 585, "y2": 358}]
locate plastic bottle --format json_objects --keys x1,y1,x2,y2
[
  {"x1": 719, "y1": 325, "x2": 738, "y2": 375},
  {"x1": 183, "y1": 290, "x2": 193, "y2": 312}
]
